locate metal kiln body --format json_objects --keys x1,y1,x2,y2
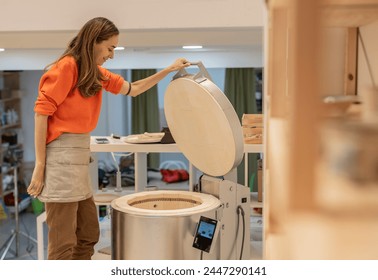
[
  {"x1": 111, "y1": 62, "x2": 250, "y2": 260},
  {"x1": 111, "y1": 190, "x2": 221, "y2": 259}
]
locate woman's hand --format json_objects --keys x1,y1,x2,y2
[
  {"x1": 27, "y1": 163, "x2": 45, "y2": 197},
  {"x1": 166, "y1": 58, "x2": 191, "y2": 72}
]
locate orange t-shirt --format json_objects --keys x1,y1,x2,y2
[{"x1": 34, "y1": 56, "x2": 124, "y2": 144}]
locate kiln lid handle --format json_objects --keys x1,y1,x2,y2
[{"x1": 172, "y1": 61, "x2": 213, "y2": 82}]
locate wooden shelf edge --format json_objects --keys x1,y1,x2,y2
[
  {"x1": 244, "y1": 143, "x2": 264, "y2": 153},
  {"x1": 250, "y1": 192, "x2": 263, "y2": 208}
]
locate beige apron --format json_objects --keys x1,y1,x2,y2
[{"x1": 38, "y1": 133, "x2": 93, "y2": 203}]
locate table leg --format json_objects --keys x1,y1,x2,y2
[
  {"x1": 36, "y1": 211, "x2": 46, "y2": 260},
  {"x1": 134, "y1": 152, "x2": 147, "y2": 192}
]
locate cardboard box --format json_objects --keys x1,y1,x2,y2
[
  {"x1": 244, "y1": 135, "x2": 263, "y2": 144},
  {"x1": 243, "y1": 127, "x2": 263, "y2": 144},
  {"x1": 242, "y1": 114, "x2": 264, "y2": 144},
  {"x1": 243, "y1": 127, "x2": 263, "y2": 135},
  {"x1": 242, "y1": 114, "x2": 263, "y2": 125}
]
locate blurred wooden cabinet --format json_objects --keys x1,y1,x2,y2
[
  {"x1": 0, "y1": 71, "x2": 23, "y2": 200},
  {"x1": 264, "y1": 0, "x2": 378, "y2": 259}
]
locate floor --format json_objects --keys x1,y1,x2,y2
[
  {"x1": 0, "y1": 176, "x2": 263, "y2": 260},
  {"x1": 0, "y1": 211, "x2": 46, "y2": 260}
]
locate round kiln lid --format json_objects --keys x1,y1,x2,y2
[{"x1": 164, "y1": 62, "x2": 244, "y2": 176}]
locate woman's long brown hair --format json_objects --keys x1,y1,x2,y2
[{"x1": 49, "y1": 17, "x2": 119, "y2": 97}]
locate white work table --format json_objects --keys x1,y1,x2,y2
[
  {"x1": 90, "y1": 136, "x2": 186, "y2": 192},
  {"x1": 90, "y1": 136, "x2": 263, "y2": 153},
  {"x1": 90, "y1": 137, "x2": 181, "y2": 153}
]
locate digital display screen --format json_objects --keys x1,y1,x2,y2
[
  {"x1": 197, "y1": 220, "x2": 216, "y2": 239},
  {"x1": 193, "y1": 216, "x2": 218, "y2": 253}
]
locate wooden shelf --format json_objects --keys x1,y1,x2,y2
[
  {"x1": 250, "y1": 192, "x2": 263, "y2": 208},
  {"x1": 1, "y1": 189, "x2": 14, "y2": 197},
  {"x1": 0, "y1": 72, "x2": 23, "y2": 201},
  {"x1": 268, "y1": 0, "x2": 378, "y2": 27},
  {"x1": 320, "y1": 2, "x2": 378, "y2": 27},
  {"x1": 0, "y1": 97, "x2": 20, "y2": 103},
  {"x1": 244, "y1": 143, "x2": 264, "y2": 153},
  {"x1": 0, "y1": 122, "x2": 21, "y2": 130},
  {"x1": 0, "y1": 71, "x2": 21, "y2": 76}
]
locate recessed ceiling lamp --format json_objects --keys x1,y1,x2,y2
[
  {"x1": 115, "y1": 47, "x2": 125, "y2": 51},
  {"x1": 182, "y1": 45, "x2": 203, "y2": 49},
  {"x1": 0, "y1": 48, "x2": 5, "y2": 52}
]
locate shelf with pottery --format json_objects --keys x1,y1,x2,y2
[
  {"x1": 0, "y1": 72, "x2": 23, "y2": 203},
  {"x1": 0, "y1": 164, "x2": 30, "y2": 215},
  {"x1": 0, "y1": 97, "x2": 21, "y2": 131}
]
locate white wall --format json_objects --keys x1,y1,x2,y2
[{"x1": 19, "y1": 71, "x2": 41, "y2": 162}]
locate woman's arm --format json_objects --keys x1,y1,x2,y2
[
  {"x1": 119, "y1": 58, "x2": 190, "y2": 97},
  {"x1": 27, "y1": 113, "x2": 48, "y2": 197}
]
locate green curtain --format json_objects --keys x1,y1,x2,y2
[
  {"x1": 131, "y1": 69, "x2": 160, "y2": 169},
  {"x1": 224, "y1": 68, "x2": 258, "y2": 191}
]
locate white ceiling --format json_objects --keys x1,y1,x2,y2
[
  {"x1": 0, "y1": 0, "x2": 265, "y2": 70},
  {"x1": 0, "y1": 27, "x2": 264, "y2": 70}
]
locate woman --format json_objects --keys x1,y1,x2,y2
[{"x1": 27, "y1": 17, "x2": 190, "y2": 260}]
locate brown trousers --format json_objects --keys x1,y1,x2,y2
[{"x1": 45, "y1": 196, "x2": 100, "y2": 260}]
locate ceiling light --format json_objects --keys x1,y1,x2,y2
[
  {"x1": 115, "y1": 47, "x2": 125, "y2": 51},
  {"x1": 182, "y1": 45, "x2": 203, "y2": 49},
  {"x1": 0, "y1": 48, "x2": 5, "y2": 52}
]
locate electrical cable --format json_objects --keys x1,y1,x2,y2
[
  {"x1": 237, "y1": 205, "x2": 245, "y2": 260},
  {"x1": 197, "y1": 174, "x2": 204, "y2": 192}
]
